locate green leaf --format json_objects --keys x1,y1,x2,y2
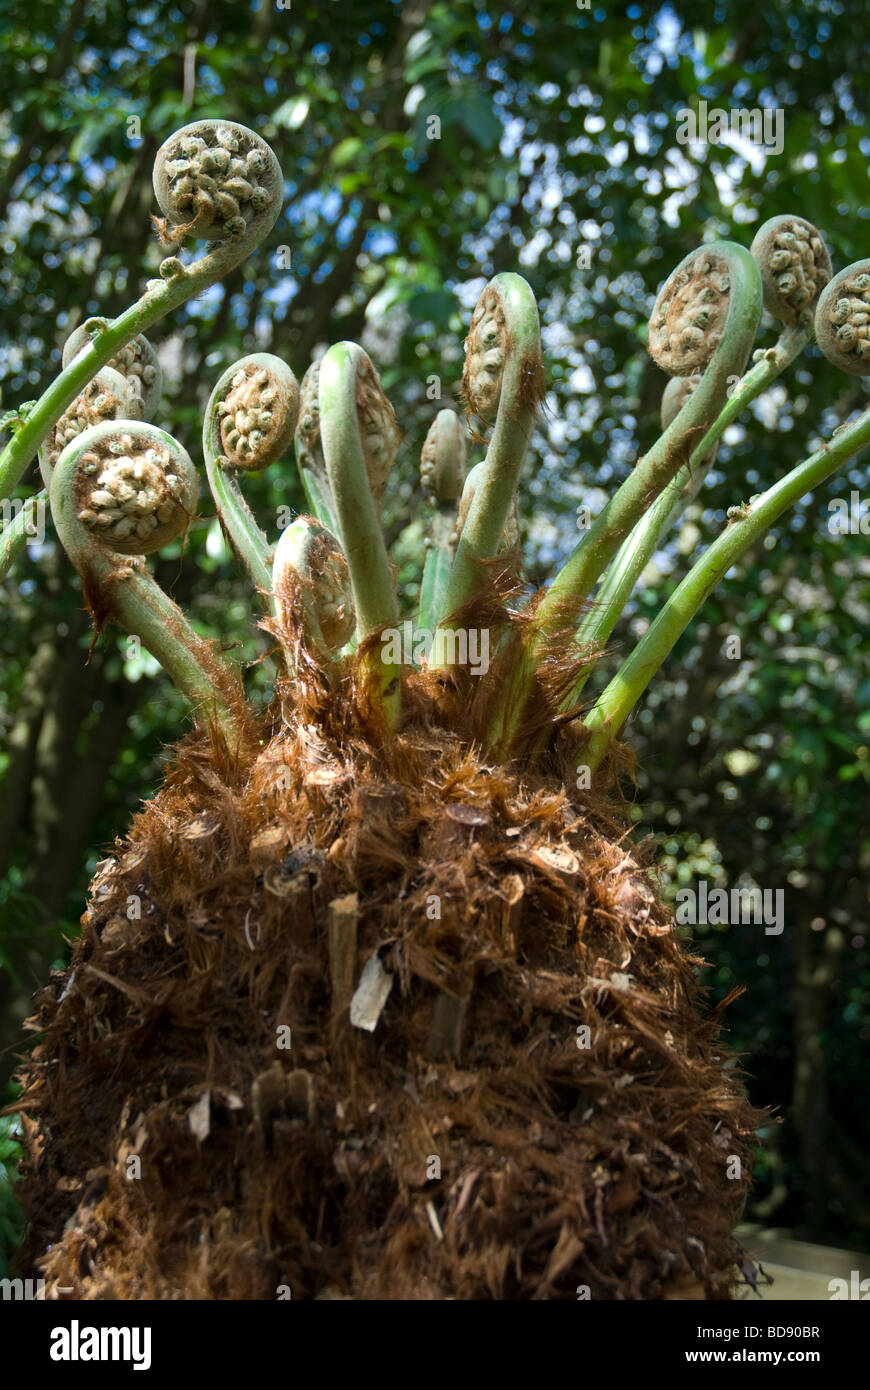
[
  {"x1": 330, "y1": 137, "x2": 364, "y2": 167},
  {"x1": 444, "y1": 92, "x2": 502, "y2": 151},
  {"x1": 69, "y1": 119, "x2": 106, "y2": 163},
  {"x1": 704, "y1": 29, "x2": 733, "y2": 68},
  {"x1": 408, "y1": 288, "x2": 456, "y2": 328},
  {"x1": 273, "y1": 96, "x2": 310, "y2": 131}
]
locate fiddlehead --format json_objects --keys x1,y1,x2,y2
[
  {"x1": 63, "y1": 324, "x2": 163, "y2": 421},
  {"x1": 815, "y1": 261, "x2": 870, "y2": 375},
  {"x1": 202, "y1": 353, "x2": 300, "y2": 600},
  {"x1": 417, "y1": 408, "x2": 466, "y2": 634},
  {"x1": 152, "y1": 121, "x2": 281, "y2": 245},
  {"x1": 49, "y1": 420, "x2": 239, "y2": 727},
  {"x1": 214, "y1": 356, "x2": 299, "y2": 470},
  {"x1": 645, "y1": 245, "x2": 765, "y2": 384},
  {"x1": 318, "y1": 342, "x2": 401, "y2": 728},
  {"x1": 297, "y1": 350, "x2": 399, "y2": 529},
  {"x1": 355, "y1": 352, "x2": 401, "y2": 514},
  {"x1": 420, "y1": 407, "x2": 466, "y2": 505},
  {"x1": 432, "y1": 272, "x2": 543, "y2": 666},
  {"x1": 68, "y1": 424, "x2": 197, "y2": 554},
  {"x1": 272, "y1": 516, "x2": 354, "y2": 681},
  {"x1": 647, "y1": 249, "x2": 736, "y2": 374},
  {"x1": 464, "y1": 285, "x2": 511, "y2": 417},
  {"x1": 294, "y1": 363, "x2": 339, "y2": 535},
  {"x1": 659, "y1": 374, "x2": 699, "y2": 429},
  {"x1": 749, "y1": 215, "x2": 832, "y2": 327}
]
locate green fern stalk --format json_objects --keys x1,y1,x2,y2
[{"x1": 581, "y1": 403, "x2": 870, "y2": 776}]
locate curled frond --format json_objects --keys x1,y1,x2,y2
[
  {"x1": 749, "y1": 215, "x2": 832, "y2": 326},
  {"x1": 152, "y1": 120, "x2": 282, "y2": 244},
  {"x1": 814, "y1": 260, "x2": 870, "y2": 375},
  {"x1": 318, "y1": 342, "x2": 398, "y2": 633},
  {"x1": 298, "y1": 352, "x2": 398, "y2": 521},
  {"x1": 354, "y1": 350, "x2": 400, "y2": 510},
  {"x1": 462, "y1": 274, "x2": 546, "y2": 427},
  {"x1": 63, "y1": 325, "x2": 163, "y2": 420},
  {"x1": 60, "y1": 420, "x2": 198, "y2": 555},
  {"x1": 272, "y1": 516, "x2": 355, "y2": 659},
  {"x1": 420, "y1": 408, "x2": 466, "y2": 503},
  {"x1": 433, "y1": 273, "x2": 542, "y2": 658},
  {"x1": 0, "y1": 121, "x2": 285, "y2": 507},
  {"x1": 211, "y1": 353, "x2": 300, "y2": 471},
  {"x1": 648, "y1": 248, "x2": 734, "y2": 375},
  {"x1": 293, "y1": 361, "x2": 340, "y2": 535},
  {"x1": 295, "y1": 362, "x2": 324, "y2": 477},
  {"x1": 659, "y1": 374, "x2": 698, "y2": 431},
  {"x1": 318, "y1": 341, "x2": 401, "y2": 727},
  {"x1": 48, "y1": 420, "x2": 239, "y2": 727},
  {"x1": 463, "y1": 284, "x2": 509, "y2": 419}
]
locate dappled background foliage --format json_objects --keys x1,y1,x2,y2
[{"x1": 0, "y1": 0, "x2": 868, "y2": 1264}]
